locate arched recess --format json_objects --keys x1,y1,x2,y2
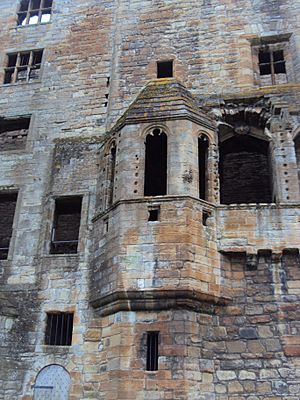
[
  {"x1": 294, "y1": 134, "x2": 300, "y2": 189},
  {"x1": 144, "y1": 128, "x2": 167, "y2": 196},
  {"x1": 106, "y1": 141, "x2": 116, "y2": 208},
  {"x1": 219, "y1": 135, "x2": 273, "y2": 204},
  {"x1": 198, "y1": 134, "x2": 209, "y2": 200},
  {"x1": 33, "y1": 364, "x2": 71, "y2": 400}
]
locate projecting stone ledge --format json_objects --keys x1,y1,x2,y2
[{"x1": 90, "y1": 288, "x2": 231, "y2": 316}]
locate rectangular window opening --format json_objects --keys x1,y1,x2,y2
[
  {"x1": 157, "y1": 61, "x2": 173, "y2": 78},
  {"x1": 4, "y1": 50, "x2": 43, "y2": 84},
  {"x1": 257, "y1": 45, "x2": 287, "y2": 84},
  {"x1": 50, "y1": 196, "x2": 82, "y2": 255},
  {"x1": 148, "y1": 207, "x2": 160, "y2": 222},
  {"x1": 17, "y1": 0, "x2": 53, "y2": 26},
  {"x1": 0, "y1": 116, "x2": 30, "y2": 151},
  {"x1": 146, "y1": 331, "x2": 159, "y2": 371},
  {"x1": 0, "y1": 192, "x2": 18, "y2": 260},
  {"x1": 45, "y1": 312, "x2": 74, "y2": 346}
]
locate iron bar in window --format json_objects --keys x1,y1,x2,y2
[{"x1": 45, "y1": 312, "x2": 74, "y2": 346}]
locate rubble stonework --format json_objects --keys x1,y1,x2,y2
[{"x1": 0, "y1": 0, "x2": 300, "y2": 399}]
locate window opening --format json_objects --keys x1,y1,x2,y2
[
  {"x1": 103, "y1": 217, "x2": 109, "y2": 234},
  {"x1": 107, "y1": 144, "x2": 116, "y2": 207},
  {"x1": 144, "y1": 129, "x2": 167, "y2": 196},
  {"x1": 45, "y1": 313, "x2": 73, "y2": 346},
  {"x1": 0, "y1": 192, "x2": 18, "y2": 260},
  {"x1": 17, "y1": 0, "x2": 53, "y2": 26},
  {"x1": 219, "y1": 135, "x2": 272, "y2": 204},
  {"x1": 294, "y1": 135, "x2": 300, "y2": 190},
  {"x1": 198, "y1": 134, "x2": 209, "y2": 200},
  {"x1": 50, "y1": 196, "x2": 82, "y2": 254},
  {"x1": 157, "y1": 61, "x2": 173, "y2": 78},
  {"x1": 146, "y1": 331, "x2": 159, "y2": 371},
  {"x1": 259, "y1": 48, "x2": 286, "y2": 84},
  {"x1": 4, "y1": 50, "x2": 43, "y2": 84},
  {"x1": 202, "y1": 210, "x2": 210, "y2": 226},
  {"x1": 148, "y1": 207, "x2": 160, "y2": 222},
  {"x1": 0, "y1": 116, "x2": 30, "y2": 151}
]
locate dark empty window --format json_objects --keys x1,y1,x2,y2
[
  {"x1": 50, "y1": 197, "x2": 82, "y2": 254},
  {"x1": 258, "y1": 48, "x2": 286, "y2": 84},
  {"x1": 0, "y1": 192, "x2": 18, "y2": 260},
  {"x1": 295, "y1": 135, "x2": 300, "y2": 190},
  {"x1": 219, "y1": 135, "x2": 272, "y2": 204},
  {"x1": 146, "y1": 331, "x2": 159, "y2": 371},
  {"x1": 4, "y1": 50, "x2": 43, "y2": 84},
  {"x1": 144, "y1": 129, "x2": 167, "y2": 196},
  {"x1": 0, "y1": 116, "x2": 30, "y2": 151},
  {"x1": 17, "y1": 0, "x2": 53, "y2": 26},
  {"x1": 45, "y1": 312, "x2": 73, "y2": 346},
  {"x1": 202, "y1": 210, "x2": 210, "y2": 226},
  {"x1": 198, "y1": 134, "x2": 209, "y2": 200},
  {"x1": 148, "y1": 207, "x2": 160, "y2": 222},
  {"x1": 107, "y1": 143, "x2": 116, "y2": 207},
  {"x1": 157, "y1": 61, "x2": 173, "y2": 78}
]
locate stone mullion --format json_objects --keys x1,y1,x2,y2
[{"x1": 12, "y1": 53, "x2": 21, "y2": 84}]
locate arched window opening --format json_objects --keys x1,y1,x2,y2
[
  {"x1": 107, "y1": 143, "x2": 116, "y2": 207},
  {"x1": 219, "y1": 135, "x2": 272, "y2": 204},
  {"x1": 33, "y1": 364, "x2": 70, "y2": 400},
  {"x1": 144, "y1": 128, "x2": 167, "y2": 196},
  {"x1": 198, "y1": 134, "x2": 209, "y2": 200},
  {"x1": 294, "y1": 134, "x2": 300, "y2": 188}
]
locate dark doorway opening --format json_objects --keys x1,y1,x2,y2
[{"x1": 219, "y1": 135, "x2": 272, "y2": 204}]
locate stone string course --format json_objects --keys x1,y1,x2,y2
[{"x1": 0, "y1": 0, "x2": 299, "y2": 399}]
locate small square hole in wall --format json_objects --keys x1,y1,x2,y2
[
  {"x1": 202, "y1": 210, "x2": 211, "y2": 226},
  {"x1": 157, "y1": 61, "x2": 173, "y2": 78},
  {"x1": 148, "y1": 207, "x2": 160, "y2": 222}
]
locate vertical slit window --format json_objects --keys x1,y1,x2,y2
[
  {"x1": 45, "y1": 312, "x2": 74, "y2": 346},
  {"x1": 50, "y1": 197, "x2": 82, "y2": 254},
  {"x1": 198, "y1": 134, "x2": 209, "y2": 200},
  {"x1": 0, "y1": 192, "x2": 18, "y2": 260},
  {"x1": 144, "y1": 129, "x2": 167, "y2": 196},
  {"x1": 146, "y1": 331, "x2": 159, "y2": 371},
  {"x1": 107, "y1": 143, "x2": 116, "y2": 207}
]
